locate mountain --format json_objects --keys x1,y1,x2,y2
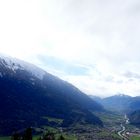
[
  {"x1": 127, "y1": 97, "x2": 140, "y2": 125},
  {"x1": 102, "y1": 94, "x2": 132, "y2": 112},
  {"x1": 90, "y1": 94, "x2": 140, "y2": 112},
  {"x1": 90, "y1": 94, "x2": 132, "y2": 113},
  {"x1": 128, "y1": 96, "x2": 140, "y2": 112},
  {"x1": 89, "y1": 95, "x2": 102, "y2": 103},
  {"x1": 128, "y1": 110, "x2": 140, "y2": 125},
  {"x1": 0, "y1": 55, "x2": 103, "y2": 135},
  {"x1": 90, "y1": 94, "x2": 140, "y2": 125},
  {"x1": 90, "y1": 93, "x2": 140, "y2": 127}
]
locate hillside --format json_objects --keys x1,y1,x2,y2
[
  {"x1": 90, "y1": 94, "x2": 132, "y2": 113},
  {"x1": 129, "y1": 110, "x2": 140, "y2": 125},
  {"x1": 127, "y1": 97, "x2": 140, "y2": 125},
  {"x1": 128, "y1": 97, "x2": 140, "y2": 112},
  {"x1": 0, "y1": 56, "x2": 103, "y2": 135}
]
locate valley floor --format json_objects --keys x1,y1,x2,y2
[{"x1": 1, "y1": 113, "x2": 140, "y2": 140}]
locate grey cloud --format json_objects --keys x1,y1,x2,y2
[
  {"x1": 116, "y1": 80, "x2": 124, "y2": 84},
  {"x1": 104, "y1": 76, "x2": 114, "y2": 82},
  {"x1": 127, "y1": 78, "x2": 135, "y2": 83},
  {"x1": 123, "y1": 71, "x2": 140, "y2": 79},
  {"x1": 60, "y1": 0, "x2": 140, "y2": 63},
  {"x1": 104, "y1": 76, "x2": 124, "y2": 84},
  {"x1": 41, "y1": 0, "x2": 140, "y2": 96}
]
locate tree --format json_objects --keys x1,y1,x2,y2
[
  {"x1": 11, "y1": 132, "x2": 20, "y2": 140},
  {"x1": 58, "y1": 135, "x2": 65, "y2": 140},
  {"x1": 23, "y1": 127, "x2": 32, "y2": 140},
  {"x1": 38, "y1": 131, "x2": 55, "y2": 140}
]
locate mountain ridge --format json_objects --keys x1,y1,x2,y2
[
  {"x1": 0, "y1": 55, "x2": 103, "y2": 135},
  {"x1": 90, "y1": 94, "x2": 140, "y2": 115}
]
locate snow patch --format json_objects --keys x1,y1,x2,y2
[{"x1": 0, "y1": 54, "x2": 46, "y2": 80}]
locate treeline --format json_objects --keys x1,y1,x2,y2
[
  {"x1": 11, "y1": 128, "x2": 32, "y2": 140},
  {"x1": 11, "y1": 128, "x2": 65, "y2": 140}
]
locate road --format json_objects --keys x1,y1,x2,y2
[
  {"x1": 117, "y1": 115, "x2": 129, "y2": 140},
  {"x1": 118, "y1": 124, "x2": 129, "y2": 140}
]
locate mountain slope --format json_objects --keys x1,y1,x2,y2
[
  {"x1": 89, "y1": 95, "x2": 102, "y2": 103},
  {"x1": 90, "y1": 94, "x2": 132, "y2": 113},
  {"x1": 127, "y1": 97, "x2": 140, "y2": 125},
  {"x1": 0, "y1": 56, "x2": 103, "y2": 135},
  {"x1": 90, "y1": 94, "x2": 133, "y2": 113},
  {"x1": 102, "y1": 94, "x2": 132, "y2": 112},
  {"x1": 129, "y1": 110, "x2": 140, "y2": 125},
  {"x1": 90, "y1": 94, "x2": 140, "y2": 125},
  {"x1": 128, "y1": 97, "x2": 140, "y2": 112}
]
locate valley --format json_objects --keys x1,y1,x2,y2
[
  {"x1": 1, "y1": 0, "x2": 140, "y2": 139},
  {"x1": 0, "y1": 114, "x2": 140, "y2": 140},
  {"x1": 0, "y1": 56, "x2": 140, "y2": 140}
]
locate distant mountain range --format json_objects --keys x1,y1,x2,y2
[
  {"x1": 128, "y1": 110, "x2": 140, "y2": 125},
  {"x1": 128, "y1": 97, "x2": 140, "y2": 125},
  {"x1": 90, "y1": 94, "x2": 132, "y2": 113},
  {"x1": 129, "y1": 96, "x2": 140, "y2": 111},
  {"x1": 90, "y1": 94, "x2": 140, "y2": 112},
  {"x1": 90, "y1": 94, "x2": 140, "y2": 125},
  {"x1": 0, "y1": 55, "x2": 104, "y2": 135}
]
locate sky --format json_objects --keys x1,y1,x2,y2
[{"x1": 0, "y1": 0, "x2": 140, "y2": 97}]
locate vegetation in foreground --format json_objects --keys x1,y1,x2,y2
[
  {"x1": 0, "y1": 124, "x2": 122, "y2": 140},
  {"x1": 5, "y1": 127, "x2": 77, "y2": 140},
  {"x1": 1, "y1": 112, "x2": 140, "y2": 140},
  {"x1": 0, "y1": 137, "x2": 10, "y2": 140}
]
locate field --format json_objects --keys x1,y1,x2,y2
[
  {"x1": 0, "y1": 137, "x2": 10, "y2": 140},
  {"x1": 0, "y1": 133, "x2": 77, "y2": 140},
  {"x1": 130, "y1": 135, "x2": 140, "y2": 140}
]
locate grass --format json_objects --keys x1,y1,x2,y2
[
  {"x1": 94, "y1": 112, "x2": 123, "y2": 122},
  {"x1": 32, "y1": 133, "x2": 77, "y2": 140},
  {"x1": 111, "y1": 133, "x2": 122, "y2": 139},
  {"x1": 42, "y1": 116, "x2": 63, "y2": 124},
  {"x1": 33, "y1": 135, "x2": 41, "y2": 140},
  {"x1": 0, "y1": 136, "x2": 40, "y2": 140},
  {"x1": 0, "y1": 135, "x2": 77, "y2": 140},
  {"x1": 0, "y1": 137, "x2": 10, "y2": 140},
  {"x1": 42, "y1": 126, "x2": 58, "y2": 133},
  {"x1": 33, "y1": 126, "x2": 77, "y2": 140},
  {"x1": 130, "y1": 135, "x2": 140, "y2": 140},
  {"x1": 94, "y1": 131, "x2": 121, "y2": 140},
  {"x1": 55, "y1": 134, "x2": 77, "y2": 140}
]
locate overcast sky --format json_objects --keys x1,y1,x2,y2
[{"x1": 0, "y1": 0, "x2": 140, "y2": 97}]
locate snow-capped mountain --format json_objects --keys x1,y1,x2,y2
[
  {"x1": 90, "y1": 94, "x2": 132, "y2": 113},
  {"x1": 0, "y1": 54, "x2": 46, "y2": 79},
  {"x1": 90, "y1": 93, "x2": 140, "y2": 120},
  {"x1": 0, "y1": 55, "x2": 103, "y2": 135}
]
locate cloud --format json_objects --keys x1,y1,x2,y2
[
  {"x1": 0, "y1": 0, "x2": 140, "y2": 97},
  {"x1": 123, "y1": 71, "x2": 140, "y2": 79}
]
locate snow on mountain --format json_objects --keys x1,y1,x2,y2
[{"x1": 0, "y1": 54, "x2": 46, "y2": 80}]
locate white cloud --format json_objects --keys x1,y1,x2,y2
[{"x1": 0, "y1": 0, "x2": 140, "y2": 97}]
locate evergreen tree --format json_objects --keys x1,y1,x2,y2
[
  {"x1": 58, "y1": 135, "x2": 65, "y2": 140},
  {"x1": 39, "y1": 131, "x2": 55, "y2": 140},
  {"x1": 11, "y1": 132, "x2": 20, "y2": 140},
  {"x1": 23, "y1": 127, "x2": 32, "y2": 140}
]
